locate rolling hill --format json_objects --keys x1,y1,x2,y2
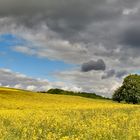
[
  {"x1": 0, "y1": 87, "x2": 111, "y2": 110},
  {"x1": 0, "y1": 87, "x2": 140, "y2": 140},
  {"x1": 46, "y1": 88, "x2": 109, "y2": 99}
]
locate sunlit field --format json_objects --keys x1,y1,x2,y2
[{"x1": 0, "y1": 87, "x2": 140, "y2": 140}]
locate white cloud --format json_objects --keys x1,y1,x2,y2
[
  {"x1": 27, "y1": 85, "x2": 37, "y2": 91},
  {"x1": 54, "y1": 69, "x2": 123, "y2": 97},
  {"x1": 0, "y1": 68, "x2": 83, "y2": 94},
  {"x1": 14, "y1": 84, "x2": 22, "y2": 89},
  {"x1": 13, "y1": 40, "x2": 88, "y2": 64},
  {"x1": 123, "y1": 8, "x2": 138, "y2": 15},
  {"x1": 0, "y1": 68, "x2": 50, "y2": 91}
]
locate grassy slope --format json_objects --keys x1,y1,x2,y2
[
  {"x1": 0, "y1": 87, "x2": 115, "y2": 110},
  {"x1": 46, "y1": 88, "x2": 109, "y2": 100},
  {"x1": 0, "y1": 87, "x2": 140, "y2": 139},
  {"x1": 0, "y1": 87, "x2": 138, "y2": 110}
]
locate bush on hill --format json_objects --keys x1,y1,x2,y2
[{"x1": 40, "y1": 89, "x2": 108, "y2": 100}]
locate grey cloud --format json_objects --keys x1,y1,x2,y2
[
  {"x1": 102, "y1": 69, "x2": 115, "y2": 79},
  {"x1": 0, "y1": 0, "x2": 138, "y2": 40},
  {"x1": 81, "y1": 59, "x2": 106, "y2": 72},
  {"x1": 0, "y1": 0, "x2": 120, "y2": 20},
  {"x1": 13, "y1": 42, "x2": 88, "y2": 64},
  {"x1": 120, "y1": 25, "x2": 140, "y2": 47},
  {"x1": 0, "y1": 69, "x2": 50, "y2": 91},
  {"x1": 116, "y1": 70, "x2": 128, "y2": 78},
  {"x1": 102, "y1": 69, "x2": 128, "y2": 79},
  {"x1": 0, "y1": 0, "x2": 139, "y2": 44},
  {"x1": 0, "y1": 68, "x2": 82, "y2": 92},
  {"x1": 54, "y1": 68, "x2": 129, "y2": 96},
  {"x1": 54, "y1": 70, "x2": 122, "y2": 97}
]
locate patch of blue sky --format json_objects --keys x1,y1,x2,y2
[
  {"x1": 0, "y1": 33, "x2": 75, "y2": 81},
  {"x1": 0, "y1": 34, "x2": 27, "y2": 47}
]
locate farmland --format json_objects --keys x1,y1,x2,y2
[{"x1": 0, "y1": 87, "x2": 139, "y2": 140}]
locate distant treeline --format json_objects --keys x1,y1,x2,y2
[{"x1": 38, "y1": 88, "x2": 110, "y2": 100}]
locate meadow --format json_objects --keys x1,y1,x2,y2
[{"x1": 0, "y1": 87, "x2": 140, "y2": 140}]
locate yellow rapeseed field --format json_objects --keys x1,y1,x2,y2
[{"x1": 0, "y1": 87, "x2": 140, "y2": 140}]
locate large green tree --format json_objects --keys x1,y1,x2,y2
[{"x1": 112, "y1": 74, "x2": 140, "y2": 104}]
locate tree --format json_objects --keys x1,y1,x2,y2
[
  {"x1": 112, "y1": 86, "x2": 124, "y2": 103},
  {"x1": 112, "y1": 74, "x2": 140, "y2": 104}
]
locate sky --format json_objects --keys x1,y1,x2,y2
[{"x1": 0, "y1": 0, "x2": 140, "y2": 97}]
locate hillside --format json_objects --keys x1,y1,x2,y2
[
  {"x1": 40, "y1": 88, "x2": 109, "y2": 100},
  {"x1": 0, "y1": 87, "x2": 140, "y2": 139},
  {"x1": 0, "y1": 87, "x2": 111, "y2": 110}
]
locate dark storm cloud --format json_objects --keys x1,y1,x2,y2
[
  {"x1": 0, "y1": 0, "x2": 118, "y2": 40},
  {"x1": 0, "y1": 0, "x2": 139, "y2": 40},
  {"x1": 120, "y1": 25, "x2": 140, "y2": 47},
  {"x1": 81, "y1": 59, "x2": 106, "y2": 72},
  {"x1": 0, "y1": 0, "x2": 138, "y2": 39},
  {"x1": 0, "y1": 0, "x2": 138, "y2": 16},
  {"x1": 0, "y1": 0, "x2": 138, "y2": 43},
  {"x1": 0, "y1": 0, "x2": 119, "y2": 19}
]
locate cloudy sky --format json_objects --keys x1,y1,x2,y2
[{"x1": 0, "y1": 0, "x2": 140, "y2": 97}]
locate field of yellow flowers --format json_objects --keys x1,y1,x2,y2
[{"x1": 0, "y1": 87, "x2": 140, "y2": 140}]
